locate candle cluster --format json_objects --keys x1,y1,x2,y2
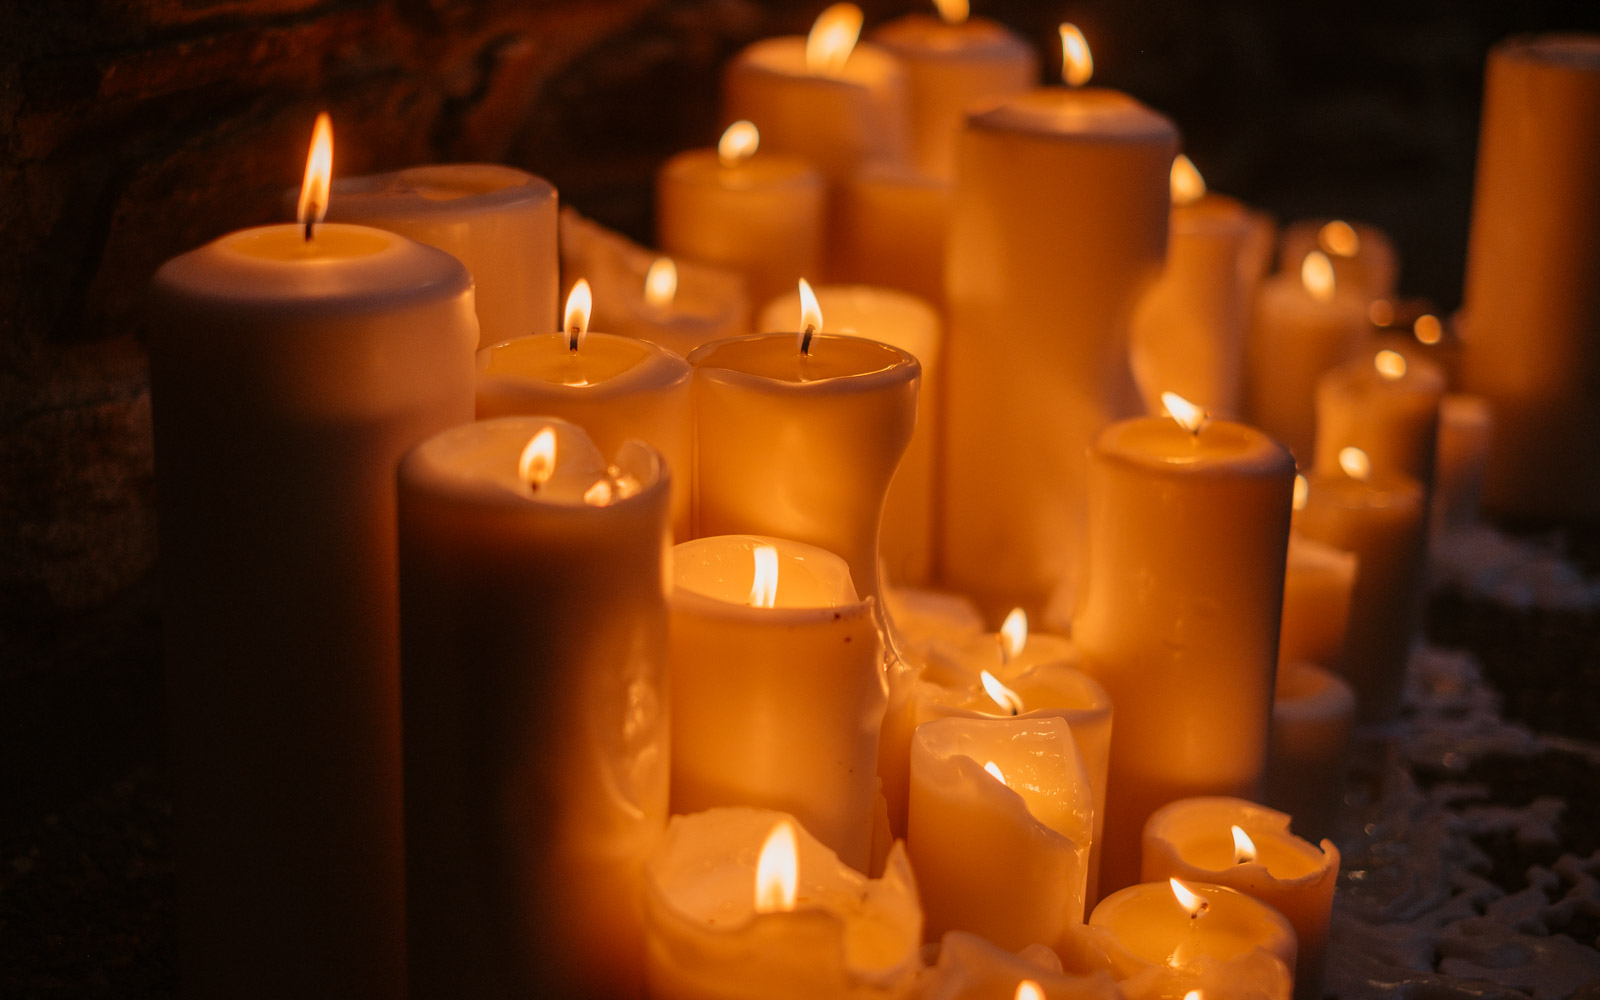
[{"x1": 145, "y1": 8, "x2": 1600, "y2": 1000}]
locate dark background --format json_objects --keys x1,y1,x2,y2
[{"x1": 3, "y1": 1, "x2": 1599, "y2": 993}]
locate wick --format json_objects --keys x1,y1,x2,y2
[
  {"x1": 1190, "y1": 901, "x2": 1209, "y2": 920},
  {"x1": 567, "y1": 325, "x2": 581, "y2": 353},
  {"x1": 304, "y1": 219, "x2": 315, "y2": 243},
  {"x1": 799, "y1": 324, "x2": 816, "y2": 357}
]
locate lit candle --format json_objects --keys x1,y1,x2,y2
[
  {"x1": 643, "y1": 808, "x2": 923, "y2": 1000},
  {"x1": 398, "y1": 417, "x2": 670, "y2": 998},
  {"x1": 476, "y1": 282, "x2": 693, "y2": 539},
  {"x1": 327, "y1": 163, "x2": 557, "y2": 347},
  {"x1": 1432, "y1": 393, "x2": 1494, "y2": 534},
  {"x1": 1073, "y1": 393, "x2": 1295, "y2": 895},
  {"x1": 943, "y1": 25, "x2": 1178, "y2": 619},
  {"x1": 1279, "y1": 529, "x2": 1357, "y2": 674},
  {"x1": 831, "y1": 163, "x2": 951, "y2": 307},
  {"x1": 1278, "y1": 218, "x2": 1399, "y2": 303},
  {"x1": 1313, "y1": 349, "x2": 1445, "y2": 494},
  {"x1": 908, "y1": 715, "x2": 1094, "y2": 951},
  {"x1": 1142, "y1": 797, "x2": 1340, "y2": 1000},
  {"x1": 920, "y1": 930, "x2": 1122, "y2": 1000},
  {"x1": 1265, "y1": 661, "x2": 1356, "y2": 843},
  {"x1": 668, "y1": 535, "x2": 884, "y2": 872},
  {"x1": 148, "y1": 114, "x2": 477, "y2": 997}
]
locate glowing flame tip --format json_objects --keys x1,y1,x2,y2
[
  {"x1": 983, "y1": 760, "x2": 1007, "y2": 785},
  {"x1": 749, "y1": 544, "x2": 780, "y2": 608},
  {"x1": 297, "y1": 112, "x2": 334, "y2": 239},
  {"x1": 1339, "y1": 446, "x2": 1371, "y2": 482},
  {"x1": 798, "y1": 278, "x2": 822, "y2": 355},
  {"x1": 934, "y1": 0, "x2": 969, "y2": 25},
  {"x1": 519, "y1": 428, "x2": 557, "y2": 489},
  {"x1": 564, "y1": 279, "x2": 592, "y2": 351},
  {"x1": 1161, "y1": 391, "x2": 1209, "y2": 434},
  {"x1": 1170, "y1": 878, "x2": 1207, "y2": 917},
  {"x1": 1015, "y1": 983, "x2": 1045, "y2": 1000},
  {"x1": 718, "y1": 121, "x2": 759, "y2": 167},
  {"x1": 806, "y1": 3, "x2": 863, "y2": 74},
  {"x1": 1232, "y1": 825, "x2": 1258, "y2": 864},
  {"x1": 1058, "y1": 24, "x2": 1093, "y2": 86},
  {"x1": 1319, "y1": 220, "x2": 1360, "y2": 258},
  {"x1": 1414, "y1": 314, "x2": 1443, "y2": 345},
  {"x1": 998, "y1": 607, "x2": 1028, "y2": 662},
  {"x1": 1374, "y1": 349, "x2": 1407, "y2": 380},
  {"x1": 1301, "y1": 251, "x2": 1335, "y2": 303},
  {"x1": 754, "y1": 820, "x2": 799, "y2": 913},
  {"x1": 645, "y1": 257, "x2": 678, "y2": 309},
  {"x1": 1171, "y1": 155, "x2": 1206, "y2": 207},
  {"x1": 1293, "y1": 474, "x2": 1309, "y2": 511},
  {"x1": 980, "y1": 669, "x2": 1025, "y2": 716}
]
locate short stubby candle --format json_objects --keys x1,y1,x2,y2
[
  {"x1": 1265, "y1": 662, "x2": 1357, "y2": 843},
  {"x1": 1279, "y1": 218, "x2": 1399, "y2": 303},
  {"x1": 644, "y1": 808, "x2": 923, "y2": 1000},
  {"x1": 1313, "y1": 350, "x2": 1446, "y2": 495},
  {"x1": 1142, "y1": 797, "x2": 1340, "y2": 1000},
  {"x1": 398, "y1": 417, "x2": 670, "y2": 999},
  {"x1": 920, "y1": 930, "x2": 1123, "y2": 1000}
]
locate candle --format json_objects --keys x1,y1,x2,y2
[
  {"x1": 1265, "y1": 661, "x2": 1356, "y2": 843},
  {"x1": 398, "y1": 416, "x2": 670, "y2": 998},
  {"x1": 1131, "y1": 155, "x2": 1254, "y2": 417},
  {"x1": 147, "y1": 114, "x2": 477, "y2": 997},
  {"x1": 643, "y1": 807, "x2": 923, "y2": 1000},
  {"x1": 1292, "y1": 451, "x2": 1427, "y2": 722},
  {"x1": 1142, "y1": 797, "x2": 1340, "y2": 1000},
  {"x1": 757, "y1": 283, "x2": 942, "y2": 586},
  {"x1": 657, "y1": 121, "x2": 826, "y2": 308},
  {"x1": 1432, "y1": 393, "x2": 1494, "y2": 533},
  {"x1": 1460, "y1": 34, "x2": 1600, "y2": 517},
  {"x1": 326, "y1": 163, "x2": 556, "y2": 348},
  {"x1": 669, "y1": 535, "x2": 884, "y2": 872},
  {"x1": 885, "y1": 585, "x2": 987, "y2": 646},
  {"x1": 908, "y1": 715, "x2": 1094, "y2": 951},
  {"x1": 1073, "y1": 395, "x2": 1295, "y2": 895},
  {"x1": 921, "y1": 930, "x2": 1122, "y2": 1000},
  {"x1": 1278, "y1": 218, "x2": 1399, "y2": 303},
  {"x1": 1244, "y1": 251, "x2": 1368, "y2": 463},
  {"x1": 870, "y1": 2, "x2": 1038, "y2": 180},
  {"x1": 831, "y1": 163, "x2": 951, "y2": 307},
  {"x1": 689, "y1": 300, "x2": 921, "y2": 604},
  {"x1": 1312, "y1": 350, "x2": 1445, "y2": 493},
  {"x1": 943, "y1": 26, "x2": 1178, "y2": 619},
  {"x1": 1278, "y1": 530, "x2": 1357, "y2": 673}
]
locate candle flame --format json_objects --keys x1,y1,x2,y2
[
  {"x1": 798, "y1": 278, "x2": 822, "y2": 356},
  {"x1": 583, "y1": 480, "x2": 613, "y2": 506},
  {"x1": 1374, "y1": 349, "x2": 1407, "y2": 380},
  {"x1": 754, "y1": 820, "x2": 799, "y2": 913},
  {"x1": 297, "y1": 112, "x2": 334, "y2": 240},
  {"x1": 1184, "y1": 992, "x2": 1203, "y2": 1000},
  {"x1": 1170, "y1": 155, "x2": 1206, "y2": 207},
  {"x1": 980, "y1": 669, "x2": 1025, "y2": 715},
  {"x1": 1232, "y1": 825, "x2": 1258, "y2": 864},
  {"x1": 749, "y1": 544, "x2": 780, "y2": 608},
  {"x1": 1339, "y1": 446, "x2": 1371, "y2": 482},
  {"x1": 718, "y1": 120, "x2": 759, "y2": 167},
  {"x1": 1058, "y1": 24, "x2": 1092, "y2": 87},
  {"x1": 1293, "y1": 474, "x2": 1308, "y2": 511},
  {"x1": 983, "y1": 760, "x2": 1007, "y2": 785},
  {"x1": 1369, "y1": 299, "x2": 1395, "y2": 327},
  {"x1": 998, "y1": 607, "x2": 1028, "y2": 662},
  {"x1": 1170, "y1": 878, "x2": 1208, "y2": 918},
  {"x1": 1161, "y1": 391, "x2": 1209, "y2": 435},
  {"x1": 645, "y1": 257, "x2": 678, "y2": 309},
  {"x1": 806, "y1": 3, "x2": 863, "y2": 74},
  {"x1": 1414, "y1": 314, "x2": 1443, "y2": 345},
  {"x1": 1301, "y1": 251, "x2": 1335, "y2": 303},
  {"x1": 519, "y1": 428, "x2": 557, "y2": 490},
  {"x1": 564, "y1": 279, "x2": 592, "y2": 351},
  {"x1": 1318, "y1": 220, "x2": 1360, "y2": 258},
  {"x1": 934, "y1": 0, "x2": 969, "y2": 25}
]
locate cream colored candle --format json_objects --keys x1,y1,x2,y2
[
  {"x1": 832, "y1": 163, "x2": 951, "y2": 307},
  {"x1": 1461, "y1": 35, "x2": 1600, "y2": 517},
  {"x1": 758, "y1": 284, "x2": 942, "y2": 586},
  {"x1": 658, "y1": 121, "x2": 826, "y2": 308},
  {"x1": 669, "y1": 535, "x2": 883, "y2": 872},
  {"x1": 1292, "y1": 453, "x2": 1427, "y2": 722},
  {"x1": 909, "y1": 716, "x2": 1094, "y2": 950},
  {"x1": 1313, "y1": 350, "x2": 1446, "y2": 493},
  {"x1": 1143, "y1": 797, "x2": 1339, "y2": 1000},
  {"x1": 1279, "y1": 531, "x2": 1357, "y2": 673},
  {"x1": 921, "y1": 930, "x2": 1122, "y2": 1000},
  {"x1": 1265, "y1": 661, "x2": 1356, "y2": 843},
  {"x1": 943, "y1": 28, "x2": 1178, "y2": 618},
  {"x1": 1433, "y1": 393, "x2": 1494, "y2": 532},
  {"x1": 147, "y1": 118, "x2": 477, "y2": 999},
  {"x1": 398, "y1": 417, "x2": 669, "y2": 999},
  {"x1": 1073, "y1": 398, "x2": 1296, "y2": 895},
  {"x1": 327, "y1": 163, "x2": 556, "y2": 347},
  {"x1": 689, "y1": 322, "x2": 920, "y2": 604},
  {"x1": 870, "y1": 5, "x2": 1038, "y2": 180},
  {"x1": 1245, "y1": 253, "x2": 1369, "y2": 464},
  {"x1": 1279, "y1": 218, "x2": 1399, "y2": 303},
  {"x1": 885, "y1": 586, "x2": 986, "y2": 647},
  {"x1": 644, "y1": 807, "x2": 922, "y2": 1000}
]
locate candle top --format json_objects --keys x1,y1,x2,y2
[
  {"x1": 672, "y1": 535, "x2": 858, "y2": 609},
  {"x1": 1500, "y1": 33, "x2": 1600, "y2": 71},
  {"x1": 734, "y1": 34, "x2": 904, "y2": 90},
  {"x1": 914, "y1": 715, "x2": 1093, "y2": 842},
  {"x1": 478, "y1": 332, "x2": 690, "y2": 397},
  {"x1": 1096, "y1": 417, "x2": 1293, "y2": 478},
  {"x1": 690, "y1": 332, "x2": 919, "y2": 387},
  {"x1": 1320, "y1": 350, "x2": 1446, "y2": 400},
  {"x1": 756, "y1": 285, "x2": 940, "y2": 368},
  {"x1": 664, "y1": 146, "x2": 824, "y2": 193},
  {"x1": 1145, "y1": 797, "x2": 1335, "y2": 883},
  {"x1": 969, "y1": 87, "x2": 1177, "y2": 142},
  {"x1": 872, "y1": 13, "x2": 1036, "y2": 61},
  {"x1": 1089, "y1": 881, "x2": 1297, "y2": 965},
  {"x1": 330, "y1": 163, "x2": 555, "y2": 219},
  {"x1": 1275, "y1": 660, "x2": 1357, "y2": 720}
]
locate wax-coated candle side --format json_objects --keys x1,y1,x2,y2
[
  {"x1": 1279, "y1": 533, "x2": 1357, "y2": 673},
  {"x1": 831, "y1": 164, "x2": 951, "y2": 309},
  {"x1": 1313, "y1": 353, "x2": 1445, "y2": 493},
  {"x1": 1432, "y1": 393, "x2": 1494, "y2": 533},
  {"x1": 1265, "y1": 661, "x2": 1357, "y2": 842}
]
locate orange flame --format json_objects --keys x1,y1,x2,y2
[
  {"x1": 519, "y1": 428, "x2": 557, "y2": 490},
  {"x1": 1374, "y1": 349, "x2": 1407, "y2": 380},
  {"x1": 1171, "y1": 155, "x2": 1206, "y2": 207},
  {"x1": 749, "y1": 544, "x2": 779, "y2": 608},
  {"x1": 980, "y1": 670, "x2": 1025, "y2": 715},
  {"x1": 1059, "y1": 24, "x2": 1092, "y2": 87},
  {"x1": 1293, "y1": 474, "x2": 1309, "y2": 512},
  {"x1": 998, "y1": 607, "x2": 1028, "y2": 662},
  {"x1": 297, "y1": 112, "x2": 334, "y2": 239},
  {"x1": 564, "y1": 279, "x2": 592, "y2": 351},
  {"x1": 1162, "y1": 391, "x2": 1209, "y2": 435},
  {"x1": 1318, "y1": 220, "x2": 1360, "y2": 258},
  {"x1": 1301, "y1": 251, "x2": 1335, "y2": 303},
  {"x1": 1414, "y1": 314, "x2": 1443, "y2": 345},
  {"x1": 1232, "y1": 825, "x2": 1257, "y2": 864},
  {"x1": 1339, "y1": 447, "x2": 1371, "y2": 482},
  {"x1": 983, "y1": 760, "x2": 1008, "y2": 785},
  {"x1": 1170, "y1": 878, "x2": 1207, "y2": 918},
  {"x1": 798, "y1": 278, "x2": 822, "y2": 356},
  {"x1": 754, "y1": 820, "x2": 799, "y2": 913},
  {"x1": 806, "y1": 4, "x2": 863, "y2": 74},
  {"x1": 718, "y1": 121, "x2": 759, "y2": 168},
  {"x1": 1369, "y1": 299, "x2": 1396, "y2": 327},
  {"x1": 934, "y1": 0, "x2": 969, "y2": 25},
  {"x1": 645, "y1": 257, "x2": 677, "y2": 309}
]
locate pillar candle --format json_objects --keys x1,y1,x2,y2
[
  {"x1": 398, "y1": 417, "x2": 670, "y2": 998},
  {"x1": 147, "y1": 118, "x2": 477, "y2": 998},
  {"x1": 1073, "y1": 398, "x2": 1295, "y2": 895},
  {"x1": 689, "y1": 325, "x2": 920, "y2": 605},
  {"x1": 1142, "y1": 797, "x2": 1340, "y2": 1000},
  {"x1": 669, "y1": 534, "x2": 884, "y2": 872},
  {"x1": 943, "y1": 27, "x2": 1178, "y2": 619},
  {"x1": 1265, "y1": 661, "x2": 1356, "y2": 844},
  {"x1": 831, "y1": 163, "x2": 951, "y2": 308},
  {"x1": 870, "y1": 4, "x2": 1038, "y2": 180},
  {"x1": 1432, "y1": 393, "x2": 1494, "y2": 533},
  {"x1": 921, "y1": 930, "x2": 1122, "y2": 1000},
  {"x1": 1279, "y1": 531, "x2": 1357, "y2": 673},
  {"x1": 885, "y1": 585, "x2": 986, "y2": 647},
  {"x1": 757, "y1": 284, "x2": 942, "y2": 586},
  {"x1": 657, "y1": 121, "x2": 825, "y2": 308},
  {"x1": 908, "y1": 716, "x2": 1094, "y2": 951},
  {"x1": 327, "y1": 163, "x2": 557, "y2": 347},
  {"x1": 644, "y1": 807, "x2": 923, "y2": 1000},
  {"x1": 1279, "y1": 218, "x2": 1399, "y2": 303},
  {"x1": 1313, "y1": 350, "x2": 1446, "y2": 493}
]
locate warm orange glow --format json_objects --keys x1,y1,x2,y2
[
  {"x1": 1339, "y1": 447, "x2": 1371, "y2": 482},
  {"x1": 1301, "y1": 251, "x2": 1335, "y2": 303},
  {"x1": 1184, "y1": 992, "x2": 1202, "y2": 1000},
  {"x1": 749, "y1": 544, "x2": 780, "y2": 608},
  {"x1": 1058, "y1": 24, "x2": 1092, "y2": 86},
  {"x1": 980, "y1": 669, "x2": 1025, "y2": 715},
  {"x1": 1161, "y1": 391, "x2": 1209, "y2": 435},
  {"x1": 934, "y1": 0, "x2": 969, "y2": 25},
  {"x1": 798, "y1": 278, "x2": 822, "y2": 355},
  {"x1": 806, "y1": 3, "x2": 863, "y2": 74},
  {"x1": 1414, "y1": 313, "x2": 1443, "y2": 345},
  {"x1": 998, "y1": 607, "x2": 1028, "y2": 662},
  {"x1": 1170, "y1": 155, "x2": 1206, "y2": 207},
  {"x1": 718, "y1": 120, "x2": 759, "y2": 168},
  {"x1": 1232, "y1": 825, "x2": 1257, "y2": 864},
  {"x1": 1293, "y1": 474, "x2": 1308, "y2": 512},
  {"x1": 1318, "y1": 220, "x2": 1360, "y2": 258},
  {"x1": 1013, "y1": 982, "x2": 1045, "y2": 1000},
  {"x1": 645, "y1": 257, "x2": 678, "y2": 309},
  {"x1": 1170, "y1": 878, "x2": 1207, "y2": 918},
  {"x1": 754, "y1": 820, "x2": 799, "y2": 913},
  {"x1": 1368, "y1": 299, "x2": 1395, "y2": 327},
  {"x1": 297, "y1": 112, "x2": 334, "y2": 238},
  {"x1": 983, "y1": 760, "x2": 1008, "y2": 785},
  {"x1": 583, "y1": 480, "x2": 613, "y2": 506},
  {"x1": 564, "y1": 279, "x2": 592, "y2": 351},
  {"x1": 519, "y1": 428, "x2": 557, "y2": 489},
  {"x1": 1374, "y1": 349, "x2": 1407, "y2": 380}
]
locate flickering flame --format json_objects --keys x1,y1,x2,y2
[
  {"x1": 754, "y1": 820, "x2": 799, "y2": 914},
  {"x1": 1161, "y1": 391, "x2": 1209, "y2": 435},
  {"x1": 645, "y1": 257, "x2": 678, "y2": 309},
  {"x1": 983, "y1": 760, "x2": 1007, "y2": 785},
  {"x1": 1374, "y1": 349, "x2": 1407, "y2": 380},
  {"x1": 1170, "y1": 878, "x2": 1208, "y2": 918},
  {"x1": 749, "y1": 544, "x2": 780, "y2": 608},
  {"x1": 718, "y1": 120, "x2": 759, "y2": 167},
  {"x1": 583, "y1": 480, "x2": 613, "y2": 506},
  {"x1": 806, "y1": 4, "x2": 863, "y2": 74},
  {"x1": 564, "y1": 279, "x2": 592, "y2": 352},
  {"x1": 1170, "y1": 155, "x2": 1206, "y2": 207},
  {"x1": 519, "y1": 428, "x2": 557, "y2": 489},
  {"x1": 1184, "y1": 992, "x2": 1203, "y2": 1000},
  {"x1": 998, "y1": 607, "x2": 1028, "y2": 662},
  {"x1": 1059, "y1": 24, "x2": 1092, "y2": 86},
  {"x1": 1232, "y1": 825, "x2": 1258, "y2": 864},
  {"x1": 1293, "y1": 474, "x2": 1308, "y2": 511},
  {"x1": 1414, "y1": 313, "x2": 1443, "y2": 345},
  {"x1": 1339, "y1": 446, "x2": 1371, "y2": 482},
  {"x1": 1369, "y1": 299, "x2": 1395, "y2": 327},
  {"x1": 980, "y1": 670, "x2": 1025, "y2": 715},
  {"x1": 934, "y1": 0, "x2": 969, "y2": 25},
  {"x1": 297, "y1": 112, "x2": 334, "y2": 240},
  {"x1": 798, "y1": 278, "x2": 822, "y2": 356},
  {"x1": 1318, "y1": 220, "x2": 1360, "y2": 258},
  {"x1": 1301, "y1": 251, "x2": 1335, "y2": 303}
]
